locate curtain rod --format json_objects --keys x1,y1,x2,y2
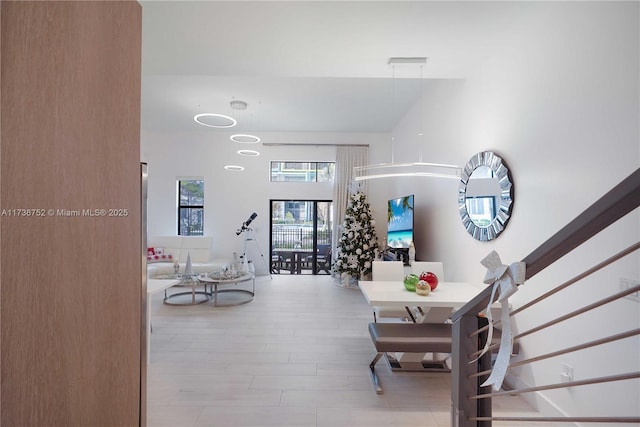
[{"x1": 262, "y1": 143, "x2": 369, "y2": 147}]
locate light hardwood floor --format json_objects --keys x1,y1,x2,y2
[{"x1": 147, "y1": 275, "x2": 569, "y2": 427}]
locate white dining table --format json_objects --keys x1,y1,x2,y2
[
  {"x1": 359, "y1": 280, "x2": 487, "y2": 370},
  {"x1": 359, "y1": 280, "x2": 485, "y2": 311}
]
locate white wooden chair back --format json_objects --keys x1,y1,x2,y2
[
  {"x1": 371, "y1": 261, "x2": 409, "y2": 322},
  {"x1": 372, "y1": 261, "x2": 405, "y2": 281},
  {"x1": 410, "y1": 261, "x2": 449, "y2": 323}
]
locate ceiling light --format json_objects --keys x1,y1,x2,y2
[
  {"x1": 354, "y1": 162, "x2": 461, "y2": 181},
  {"x1": 353, "y1": 58, "x2": 460, "y2": 181},
  {"x1": 230, "y1": 134, "x2": 261, "y2": 143},
  {"x1": 230, "y1": 100, "x2": 247, "y2": 110},
  {"x1": 224, "y1": 165, "x2": 244, "y2": 171},
  {"x1": 237, "y1": 149, "x2": 260, "y2": 156},
  {"x1": 194, "y1": 113, "x2": 237, "y2": 128},
  {"x1": 388, "y1": 57, "x2": 427, "y2": 64}
]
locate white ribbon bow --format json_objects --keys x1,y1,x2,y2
[{"x1": 477, "y1": 250, "x2": 525, "y2": 391}]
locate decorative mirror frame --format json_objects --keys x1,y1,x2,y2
[{"x1": 458, "y1": 151, "x2": 514, "y2": 241}]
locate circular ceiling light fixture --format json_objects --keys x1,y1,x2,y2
[
  {"x1": 194, "y1": 113, "x2": 237, "y2": 128},
  {"x1": 230, "y1": 134, "x2": 261, "y2": 144},
  {"x1": 224, "y1": 165, "x2": 245, "y2": 171},
  {"x1": 237, "y1": 149, "x2": 260, "y2": 156}
]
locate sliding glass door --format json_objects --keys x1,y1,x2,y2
[{"x1": 270, "y1": 200, "x2": 332, "y2": 275}]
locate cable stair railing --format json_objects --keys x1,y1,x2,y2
[{"x1": 450, "y1": 168, "x2": 640, "y2": 427}]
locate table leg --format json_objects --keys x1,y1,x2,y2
[
  {"x1": 418, "y1": 307, "x2": 454, "y2": 323},
  {"x1": 203, "y1": 276, "x2": 255, "y2": 307},
  {"x1": 163, "y1": 284, "x2": 209, "y2": 305}
]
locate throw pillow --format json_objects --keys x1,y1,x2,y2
[{"x1": 147, "y1": 253, "x2": 174, "y2": 263}]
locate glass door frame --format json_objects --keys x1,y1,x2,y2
[{"x1": 269, "y1": 199, "x2": 332, "y2": 275}]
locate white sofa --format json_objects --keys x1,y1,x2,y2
[{"x1": 146, "y1": 235, "x2": 231, "y2": 278}]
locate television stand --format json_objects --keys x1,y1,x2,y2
[{"x1": 383, "y1": 248, "x2": 410, "y2": 266}]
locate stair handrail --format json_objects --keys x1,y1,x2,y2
[{"x1": 451, "y1": 168, "x2": 640, "y2": 427}]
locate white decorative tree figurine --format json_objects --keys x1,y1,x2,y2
[
  {"x1": 333, "y1": 191, "x2": 380, "y2": 284},
  {"x1": 184, "y1": 252, "x2": 193, "y2": 276}
]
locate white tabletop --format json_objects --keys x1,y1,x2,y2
[
  {"x1": 147, "y1": 278, "x2": 180, "y2": 295},
  {"x1": 358, "y1": 281, "x2": 485, "y2": 308},
  {"x1": 197, "y1": 272, "x2": 254, "y2": 283}
]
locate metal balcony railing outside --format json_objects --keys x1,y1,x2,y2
[{"x1": 270, "y1": 228, "x2": 332, "y2": 250}]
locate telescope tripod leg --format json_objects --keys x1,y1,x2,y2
[
  {"x1": 253, "y1": 240, "x2": 272, "y2": 280},
  {"x1": 242, "y1": 233, "x2": 272, "y2": 280}
]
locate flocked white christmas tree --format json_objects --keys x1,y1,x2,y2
[{"x1": 333, "y1": 190, "x2": 380, "y2": 281}]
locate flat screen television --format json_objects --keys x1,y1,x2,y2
[{"x1": 387, "y1": 194, "x2": 414, "y2": 249}]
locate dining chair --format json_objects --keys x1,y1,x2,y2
[
  {"x1": 305, "y1": 244, "x2": 331, "y2": 274},
  {"x1": 271, "y1": 253, "x2": 283, "y2": 274},
  {"x1": 372, "y1": 260, "x2": 404, "y2": 279},
  {"x1": 278, "y1": 251, "x2": 292, "y2": 273},
  {"x1": 371, "y1": 261, "x2": 414, "y2": 322}
]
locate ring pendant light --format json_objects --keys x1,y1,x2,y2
[
  {"x1": 194, "y1": 113, "x2": 237, "y2": 128},
  {"x1": 237, "y1": 149, "x2": 260, "y2": 156},
  {"x1": 230, "y1": 134, "x2": 261, "y2": 144}
]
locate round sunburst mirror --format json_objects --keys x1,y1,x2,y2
[{"x1": 458, "y1": 151, "x2": 514, "y2": 241}]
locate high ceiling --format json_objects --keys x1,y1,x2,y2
[{"x1": 140, "y1": 1, "x2": 521, "y2": 134}]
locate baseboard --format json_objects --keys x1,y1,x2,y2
[{"x1": 503, "y1": 373, "x2": 580, "y2": 427}]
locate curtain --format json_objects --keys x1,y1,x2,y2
[{"x1": 332, "y1": 146, "x2": 369, "y2": 275}]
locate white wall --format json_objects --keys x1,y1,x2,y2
[
  {"x1": 141, "y1": 131, "x2": 389, "y2": 275},
  {"x1": 369, "y1": 1, "x2": 639, "y2": 421}
]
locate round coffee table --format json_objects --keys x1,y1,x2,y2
[
  {"x1": 198, "y1": 272, "x2": 255, "y2": 307},
  {"x1": 155, "y1": 273, "x2": 210, "y2": 306}
]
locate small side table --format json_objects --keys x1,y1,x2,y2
[{"x1": 198, "y1": 272, "x2": 255, "y2": 307}]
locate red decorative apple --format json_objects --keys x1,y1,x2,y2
[{"x1": 419, "y1": 271, "x2": 439, "y2": 291}]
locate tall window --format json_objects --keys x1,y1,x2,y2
[
  {"x1": 270, "y1": 161, "x2": 335, "y2": 182},
  {"x1": 178, "y1": 180, "x2": 204, "y2": 236}
]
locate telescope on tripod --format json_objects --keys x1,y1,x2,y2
[
  {"x1": 236, "y1": 212, "x2": 257, "y2": 235},
  {"x1": 236, "y1": 212, "x2": 271, "y2": 279}
]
